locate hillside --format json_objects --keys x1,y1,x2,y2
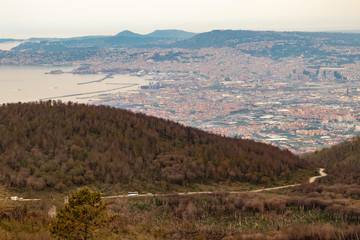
[
  {"x1": 174, "y1": 30, "x2": 360, "y2": 49},
  {"x1": 0, "y1": 38, "x2": 23, "y2": 43},
  {"x1": 172, "y1": 30, "x2": 360, "y2": 61},
  {"x1": 10, "y1": 30, "x2": 360, "y2": 64},
  {"x1": 0, "y1": 101, "x2": 309, "y2": 192},
  {"x1": 305, "y1": 136, "x2": 360, "y2": 184},
  {"x1": 12, "y1": 30, "x2": 197, "y2": 51},
  {"x1": 146, "y1": 29, "x2": 197, "y2": 39}
]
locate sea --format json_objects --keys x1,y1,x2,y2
[
  {"x1": 0, "y1": 65, "x2": 148, "y2": 104},
  {"x1": 0, "y1": 41, "x2": 22, "y2": 51}
]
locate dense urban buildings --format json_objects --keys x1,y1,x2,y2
[{"x1": 1, "y1": 32, "x2": 360, "y2": 154}]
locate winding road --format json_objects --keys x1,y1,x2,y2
[
  {"x1": 309, "y1": 168, "x2": 327, "y2": 183},
  {"x1": 12, "y1": 168, "x2": 327, "y2": 201},
  {"x1": 102, "y1": 168, "x2": 327, "y2": 199}
]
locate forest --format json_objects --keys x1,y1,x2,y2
[
  {"x1": 0, "y1": 101, "x2": 309, "y2": 192},
  {"x1": 0, "y1": 102, "x2": 359, "y2": 239}
]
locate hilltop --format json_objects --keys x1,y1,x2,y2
[{"x1": 0, "y1": 101, "x2": 309, "y2": 193}]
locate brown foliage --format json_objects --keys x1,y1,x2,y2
[
  {"x1": 285, "y1": 224, "x2": 360, "y2": 240},
  {"x1": 227, "y1": 224, "x2": 360, "y2": 239},
  {"x1": 293, "y1": 183, "x2": 360, "y2": 200},
  {"x1": 306, "y1": 136, "x2": 360, "y2": 184},
  {"x1": 0, "y1": 101, "x2": 308, "y2": 191}
]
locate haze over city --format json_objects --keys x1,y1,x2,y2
[{"x1": 2, "y1": 0, "x2": 360, "y2": 38}]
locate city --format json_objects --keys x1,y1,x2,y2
[
  {"x1": 2, "y1": 38, "x2": 358, "y2": 154},
  {"x1": 94, "y1": 47, "x2": 360, "y2": 154}
]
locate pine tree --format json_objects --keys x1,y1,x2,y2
[{"x1": 49, "y1": 187, "x2": 108, "y2": 240}]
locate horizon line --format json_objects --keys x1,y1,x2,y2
[{"x1": 2, "y1": 28, "x2": 360, "y2": 40}]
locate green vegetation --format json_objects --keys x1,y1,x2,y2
[
  {"x1": 50, "y1": 187, "x2": 109, "y2": 240},
  {"x1": 0, "y1": 101, "x2": 309, "y2": 193}
]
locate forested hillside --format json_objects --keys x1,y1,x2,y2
[
  {"x1": 0, "y1": 101, "x2": 308, "y2": 191},
  {"x1": 306, "y1": 136, "x2": 360, "y2": 184}
]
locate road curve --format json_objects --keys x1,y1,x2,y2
[
  {"x1": 247, "y1": 168, "x2": 327, "y2": 193},
  {"x1": 309, "y1": 168, "x2": 327, "y2": 183}
]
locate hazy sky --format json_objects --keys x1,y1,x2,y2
[{"x1": 2, "y1": 0, "x2": 360, "y2": 38}]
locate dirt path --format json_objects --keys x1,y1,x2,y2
[
  {"x1": 309, "y1": 168, "x2": 327, "y2": 183},
  {"x1": 102, "y1": 168, "x2": 327, "y2": 199}
]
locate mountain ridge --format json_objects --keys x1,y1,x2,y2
[
  {"x1": 12, "y1": 29, "x2": 197, "y2": 51},
  {"x1": 11, "y1": 29, "x2": 360, "y2": 62}
]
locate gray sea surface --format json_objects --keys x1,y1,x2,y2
[
  {"x1": 0, "y1": 65, "x2": 147, "y2": 104},
  {"x1": 0, "y1": 41, "x2": 22, "y2": 50}
]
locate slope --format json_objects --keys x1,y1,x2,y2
[
  {"x1": 174, "y1": 30, "x2": 360, "y2": 48},
  {"x1": 0, "y1": 101, "x2": 309, "y2": 192},
  {"x1": 305, "y1": 136, "x2": 360, "y2": 184},
  {"x1": 12, "y1": 30, "x2": 197, "y2": 51}
]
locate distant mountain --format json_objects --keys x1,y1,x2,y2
[
  {"x1": 0, "y1": 38, "x2": 23, "y2": 43},
  {"x1": 145, "y1": 29, "x2": 197, "y2": 39},
  {"x1": 0, "y1": 101, "x2": 309, "y2": 192},
  {"x1": 114, "y1": 30, "x2": 144, "y2": 38},
  {"x1": 11, "y1": 29, "x2": 360, "y2": 62},
  {"x1": 106, "y1": 30, "x2": 197, "y2": 47},
  {"x1": 12, "y1": 30, "x2": 197, "y2": 51},
  {"x1": 173, "y1": 29, "x2": 360, "y2": 48},
  {"x1": 169, "y1": 29, "x2": 360, "y2": 62},
  {"x1": 173, "y1": 30, "x2": 274, "y2": 48},
  {"x1": 105, "y1": 30, "x2": 155, "y2": 47}
]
